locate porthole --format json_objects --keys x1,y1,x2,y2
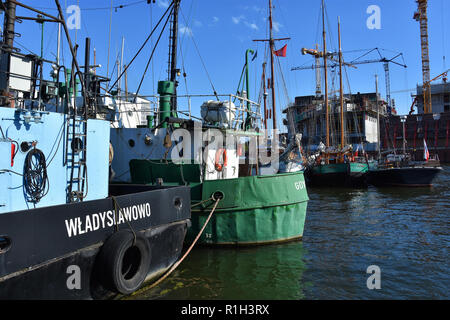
[
  {"x1": 173, "y1": 197, "x2": 183, "y2": 210},
  {"x1": 71, "y1": 138, "x2": 84, "y2": 153}
]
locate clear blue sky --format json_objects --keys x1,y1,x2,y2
[{"x1": 4, "y1": 0, "x2": 449, "y2": 127}]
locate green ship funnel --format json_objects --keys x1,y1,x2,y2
[{"x1": 158, "y1": 80, "x2": 174, "y2": 128}]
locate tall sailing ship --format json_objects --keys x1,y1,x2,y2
[{"x1": 303, "y1": 0, "x2": 369, "y2": 188}]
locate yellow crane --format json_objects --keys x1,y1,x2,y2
[
  {"x1": 409, "y1": 69, "x2": 449, "y2": 114},
  {"x1": 414, "y1": 0, "x2": 432, "y2": 113}
]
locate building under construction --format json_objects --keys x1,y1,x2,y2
[
  {"x1": 380, "y1": 80, "x2": 450, "y2": 162},
  {"x1": 284, "y1": 92, "x2": 388, "y2": 153},
  {"x1": 415, "y1": 82, "x2": 450, "y2": 114},
  {"x1": 379, "y1": 0, "x2": 450, "y2": 162}
]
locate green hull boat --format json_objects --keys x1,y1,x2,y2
[
  {"x1": 189, "y1": 172, "x2": 308, "y2": 245},
  {"x1": 130, "y1": 160, "x2": 309, "y2": 246},
  {"x1": 307, "y1": 162, "x2": 368, "y2": 188},
  {"x1": 110, "y1": 1, "x2": 310, "y2": 247}
]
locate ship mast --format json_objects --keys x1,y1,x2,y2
[
  {"x1": 268, "y1": 0, "x2": 277, "y2": 132},
  {"x1": 253, "y1": 0, "x2": 289, "y2": 134},
  {"x1": 1, "y1": 0, "x2": 17, "y2": 93},
  {"x1": 322, "y1": 0, "x2": 330, "y2": 149},
  {"x1": 338, "y1": 17, "x2": 345, "y2": 160},
  {"x1": 168, "y1": 0, "x2": 180, "y2": 113},
  {"x1": 262, "y1": 62, "x2": 268, "y2": 132}
]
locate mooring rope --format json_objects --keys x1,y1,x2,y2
[
  {"x1": 190, "y1": 196, "x2": 214, "y2": 209},
  {"x1": 142, "y1": 197, "x2": 221, "y2": 292},
  {"x1": 112, "y1": 196, "x2": 137, "y2": 245}
]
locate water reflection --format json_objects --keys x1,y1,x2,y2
[
  {"x1": 135, "y1": 242, "x2": 308, "y2": 300},
  {"x1": 302, "y1": 166, "x2": 449, "y2": 299},
  {"x1": 131, "y1": 167, "x2": 449, "y2": 300}
]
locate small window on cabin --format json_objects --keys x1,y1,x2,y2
[{"x1": 445, "y1": 105, "x2": 450, "y2": 112}]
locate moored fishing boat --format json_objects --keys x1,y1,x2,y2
[
  {"x1": 130, "y1": 146, "x2": 309, "y2": 246},
  {"x1": 108, "y1": 0, "x2": 309, "y2": 246},
  {"x1": 368, "y1": 151, "x2": 443, "y2": 187},
  {"x1": 367, "y1": 77, "x2": 443, "y2": 187},
  {"x1": 0, "y1": 1, "x2": 190, "y2": 299}
]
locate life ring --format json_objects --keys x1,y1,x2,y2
[
  {"x1": 215, "y1": 148, "x2": 228, "y2": 172},
  {"x1": 96, "y1": 230, "x2": 151, "y2": 295}
]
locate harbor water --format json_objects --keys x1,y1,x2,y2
[{"x1": 131, "y1": 166, "x2": 449, "y2": 300}]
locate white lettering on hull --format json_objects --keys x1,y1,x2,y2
[{"x1": 64, "y1": 203, "x2": 152, "y2": 238}]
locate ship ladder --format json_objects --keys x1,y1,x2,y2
[{"x1": 65, "y1": 115, "x2": 88, "y2": 202}]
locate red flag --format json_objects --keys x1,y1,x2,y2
[{"x1": 274, "y1": 44, "x2": 287, "y2": 57}]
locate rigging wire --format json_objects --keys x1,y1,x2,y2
[
  {"x1": 178, "y1": 42, "x2": 189, "y2": 95},
  {"x1": 34, "y1": 1, "x2": 147, "y2": 12},
  {"x1": 107, "y1": 50, "x2": 121, "y2": 89},
  {"x1": 134, "y1": 5, "x2": 174, "y2": 100},
  {"x1": 315, "y1": 3, "x2": 322, "y2": 47},
  {"x1": 107, "y1": 1, "x2": 174, "y2": 92},
  {"x1": 177, "y1": 0, "x2": 195, "y2": 96},
  {"x1": 149, "y1": 3, "x2": 155, "y2": 95},
  {"x1": 107, "y1": 0, "x2": 113, "y2": 84},
  {"x1": 43, "y1": 21, "x2": 58, "y2": 58},
  {"x1": 276, "y1": 56, "x2": 290, "y2": 104},
  {"x1": 179, "y1": 7, "x2": 219, "y2": 99}
]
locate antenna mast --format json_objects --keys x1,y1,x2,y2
[{"x1": 168, "y1": 0, "x2": 180, "y2": 112}]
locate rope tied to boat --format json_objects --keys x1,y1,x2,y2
[
  {"x1": 139, "y1": 197, "x2": 222, "y2": 293},
  {"x1": 190, "y1": 196, "x2": 215, "y2": 209},
  {"x1": 111, "y1": 196, "x2": 137, "y2": 246}
]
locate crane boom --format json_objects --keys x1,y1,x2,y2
[
  {"x1": 414, "y1": 0, "x2": 432, "y2": 113},
  {"x1": 409, "y1": 69, "x2": 449, "y2": 114},
  {"x1": 292, "y1": 48, "x2": 407, "y2": 111}
]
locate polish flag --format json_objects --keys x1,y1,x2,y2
[
  {"x1": 423, "y1": 139, "x2": 429, "y2": 161},
  {"x1": 274, "y1": 44, "x2": 287, "y2": 57}
]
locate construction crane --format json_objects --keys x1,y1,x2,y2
[
  {"x1": 414, "y1": 0, "x2": 432, "y2": 113},
  {"x1": 292, "y1": 47, "x2": 407, "y2": 111},
  {"x1": 409, "y1": 69, "x2": 449, "y2": 114},
  {"x1": 294, "y1": 45, "x2": 356, "y2": 97},
  {"x1": 298, "y1": 45, "x2": 354, "y2": 97}
]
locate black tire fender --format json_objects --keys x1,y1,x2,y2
[{"x1": 97, "y1": 230, "x2": 151, "y2": 295}]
